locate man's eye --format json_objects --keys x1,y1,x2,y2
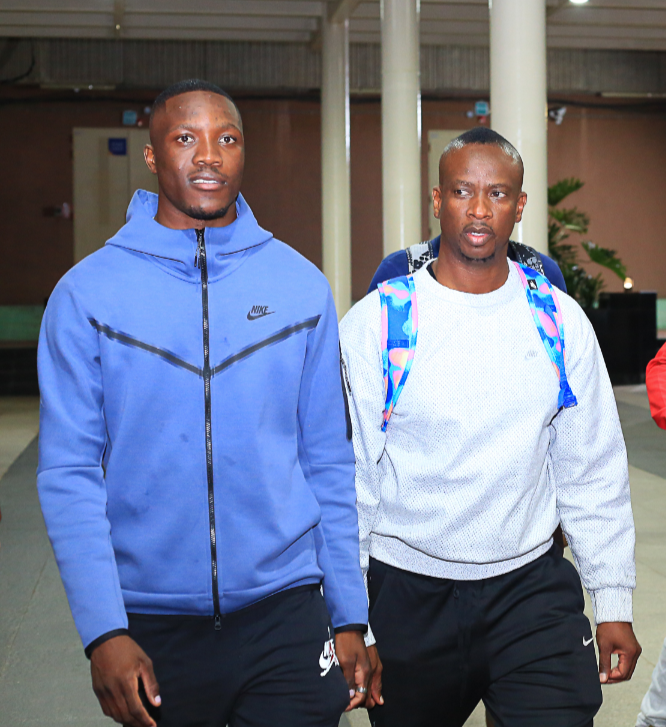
[
  {"x1": 221, "y1": 135, "x2": 236, "y2": 144},
  {"x1": 490, "y1": 191, "x2": 506, "y2": 198},
  {"x1": 177, "y1": 134, "x2": 193, "y2": 143}
]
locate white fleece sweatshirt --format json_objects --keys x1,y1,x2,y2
[{"x1": 340, "y1": 262, "x2": 635, "y2": 645}]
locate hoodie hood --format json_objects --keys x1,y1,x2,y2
[{"x1": 106, "y1": 189, "x2": 273, "y2": 282}]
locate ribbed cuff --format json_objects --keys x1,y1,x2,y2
[
  {"x1": 84, "y1": 628, "x2": 130, "y2": 659},
  {"x1": 334, "y1": 623, "x2": 367, "y2": 635},
  {"x1": 589, "y1": 587, "x2": 633, "y2": 624},
  {"x1": 364, "y1": 622, "x2": 376, "y2": 648}
]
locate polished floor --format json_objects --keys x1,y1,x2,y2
[{"x1": 0, "y1": 388, "x2": 664, "y2": 727}]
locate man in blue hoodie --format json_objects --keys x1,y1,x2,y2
[{"x1": 37, "y1": 79, "x2": 370, "y2": 727}]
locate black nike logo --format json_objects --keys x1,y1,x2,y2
[{"x1": 247, "y1": 305, "x2": 275, "y2": 321}]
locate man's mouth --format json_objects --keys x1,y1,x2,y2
[
  {"x1": 190, "y1": 175, "x2": 226, "y2": 190},
  {"x1": 463, "y1": 228, "x2": 494, "y2": 246}
]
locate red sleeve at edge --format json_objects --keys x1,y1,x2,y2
[{"x1": 646, "y1": 342, "x2": 666, "y2": 429}]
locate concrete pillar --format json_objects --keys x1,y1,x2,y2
[
  {"x1": 489, "y1": 0, "x2": 548, "y2": 254},
  {"x1": 381, "y1": 0, "x2": 422, "y2": 257},
  {"x1": 321, "y1": 15, "x2": 352, "y2": 317}
]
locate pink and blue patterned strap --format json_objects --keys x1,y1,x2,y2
[
  {"x1": 378, "y1": 275, "x2": 419, "y2": 432},
  {"x1": 513, "y1": 261, "x2": 578, "y2": 410}
]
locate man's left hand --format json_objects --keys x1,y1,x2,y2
[
  {"x1": 335, "y1": 631, "x2": 371, "y2": 712},
  {"x1": 596, "y1": 622, "x2": 641, "y2": 684}
]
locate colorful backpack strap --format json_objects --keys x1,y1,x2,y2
[
  {"x1": 378, "y1": 275, "x2": 419, "y2": 432},
  {"x1": 513, "y1": 261, "x2": 577, "y2": 410}
]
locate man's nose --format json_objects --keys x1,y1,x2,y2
[
  {"x1": 469, "y1": 194, "x2": 491, "y2": 219},
  {"x1": 193, "y1": 136, "x2": 221, "y2": 166}
]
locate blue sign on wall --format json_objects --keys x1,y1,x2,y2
[
  {"x1": 122, "y1": 109, "x2": 138, "y2": 126},
  {"x1": 108, "y1": 138, "x2": 127, "y2": 156},
  {"x1": 475, "y1": 100, "x2": 490, "y2": 117}
]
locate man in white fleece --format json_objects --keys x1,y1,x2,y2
[{"x1": 340, "y1": 128, "x2": 641, "y2": 727}]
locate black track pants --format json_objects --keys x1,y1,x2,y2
[
  {"x1": 126, "y1": 585, "x2": 350, "y2": 727},
  {"x1": 367, "y1": 545, "x2": 602, "y2": 727}
]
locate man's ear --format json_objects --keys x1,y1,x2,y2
[
  {"x1": 432, "y1": 186, "x2": 443, "y2": 219},
  {"x1": 515, "y1": 191, "x2": 527, "y2": 223},
  {"x1": 144, "y1": 145, "x2": 157, "y2": 175}
]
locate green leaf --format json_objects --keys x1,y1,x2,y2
[
  {"x1": 547, "y1": 177, "x2": 627, "y2": 306},
  {"x1": 548, "y1": 178, "x2": 584, "y2": 207},
  {"x1": 582, "y1": 242, "x2": 627, "y2": 281},
  {"x1": 548, "y1": 206, "x2": 589, "y2": 232}
]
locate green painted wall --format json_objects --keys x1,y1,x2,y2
[
  {"x1": 658, "y1": 300, "x2": 666, "y2": 332},
  {"x1": 0, "y1": 306, "x2": 44, "y2": 342}
]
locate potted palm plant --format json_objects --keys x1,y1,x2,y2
[
  {"x1": 548, "y1": 177, "x2": 627, "y2": 308},
  {"x1": 548, "y1": 178, "x2": 656, "y2": 384}
]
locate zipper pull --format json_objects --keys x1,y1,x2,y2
[
  {"x1": 214, "y1": 614, "x2": 222, "y2": 631},
  {"x1": 194, "y1": 228, "x2": 205, "y2": 268}
]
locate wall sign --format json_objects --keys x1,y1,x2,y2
[
  {"x1": 122, "y1": 109, "x2": 138, "y2": 126},
  {"x1": 474, "y1": 100, "x2": 490, "y2": 117},
  {"x1": 108, "y1": 138, "x2": 127, "y2": 156}
]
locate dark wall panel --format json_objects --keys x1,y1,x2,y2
[{"x1": 240, "y1": 99, "x2": 322, "y2": 271}]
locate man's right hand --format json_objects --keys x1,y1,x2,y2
[
  {"x1": 365, "y1": 645, "x2": 384, "y2": 709},
  {"x1": 90, "y1": 635, "x2": 161, "y2": 727}
]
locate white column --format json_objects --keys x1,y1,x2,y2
[
  {"x1": 321, "y1": 15, "x2": 352, "y2": 317},
  {"x1": 489, "y1": 0, "x2": 548, "y2": 254},
  {"x1": 381, "y1": 0, "x2": 422, "y2": 257}
]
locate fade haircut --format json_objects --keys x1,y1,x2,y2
[
  {"x1": 442, "y1": 127, "x2": 522, "y2": 171},
  {"x1": 151, "y1": 79, "x2": 241, "y2": 127}
]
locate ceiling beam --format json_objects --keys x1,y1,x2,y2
[
  {"x1": 353, "y1": 3, "x2": 488, "y2": 21},
  {"x1": 136, "y1": 1, "x2": 325, "y2": 18},
  {"x1": 0, "y1": 25, "x2": 314, "y2": 43},
  {"x1": 309, "y1": 0, "x2": 362, "y2": 53},
  {"x1": 0, "y1": 1, "x2": 326, "y2": 18},
  {"x1": 548, "y1": 24, "x2": 666, "y2": 40},
  {"x1": 2, "y1": 0, "x2": 665, "y2": 54},
  {"x1": 556, "y1": 0, "x2": 666, "y2": 7},
  {"x1": 124, "y1": 14, "x2": 319, "y2": 32},
  {"x1": 330, "y1": 0, "x2": 363, "y2": 23},
  {"x1": 550, "y1": 6, "x2": 666, "y2": 26}
]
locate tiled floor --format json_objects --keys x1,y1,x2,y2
[
  {"x1": 0, "y1": 396, "x2": 39, "y2": 482},
  {"x1": 0, "y1": 388, "x2": 664, "y2": 727}
]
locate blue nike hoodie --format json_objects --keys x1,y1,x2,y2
[{"x1": 37, "y1": 190, "x2": 367, "y2": 651}]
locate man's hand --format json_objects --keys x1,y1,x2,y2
[
  {"x1": 596, "y1": 622, "x2": 641, "y2": 684},
  {"x1": 90, "y1": 635, "x2": 161, "y2": 727},
  {"x1": 364, "y1": 645, "x2": 384, "y2": 709},
  {"x1": 335, "y1": 631, "x2": 372, "y2": 711}
]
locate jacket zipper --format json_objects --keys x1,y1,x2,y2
[{"x1": 196, "y1": 228, "x2": 222, "y2": 631}]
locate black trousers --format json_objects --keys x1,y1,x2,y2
[
  {"x1": 367, "y1": 545, "x2": 602, "y2": 727},
  {"x1": 126, "y1": 585, "x2": 349, "y2": 727}
]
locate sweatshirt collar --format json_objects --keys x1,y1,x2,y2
[
  {"x1": 105, "y1": 190, "x2": 273, "y2": 282},
  {"x1": 416, "y1": 259, "x2": 520, "y2": 308}
]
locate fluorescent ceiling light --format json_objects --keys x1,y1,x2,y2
[{"x1": 569, "y1": 0, "x2": 589, "y2": 4}]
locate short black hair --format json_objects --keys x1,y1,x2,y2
[
  {"x1": 151, "y1": 79, "x2": 240, "y2": 124},
  {"x1": 442, "y1": 127, "x2": 522, "y2": 168}
]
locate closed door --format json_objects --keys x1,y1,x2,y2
[{"x1": 73, "y1": 128, "x2": 159, "y2": 262}]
